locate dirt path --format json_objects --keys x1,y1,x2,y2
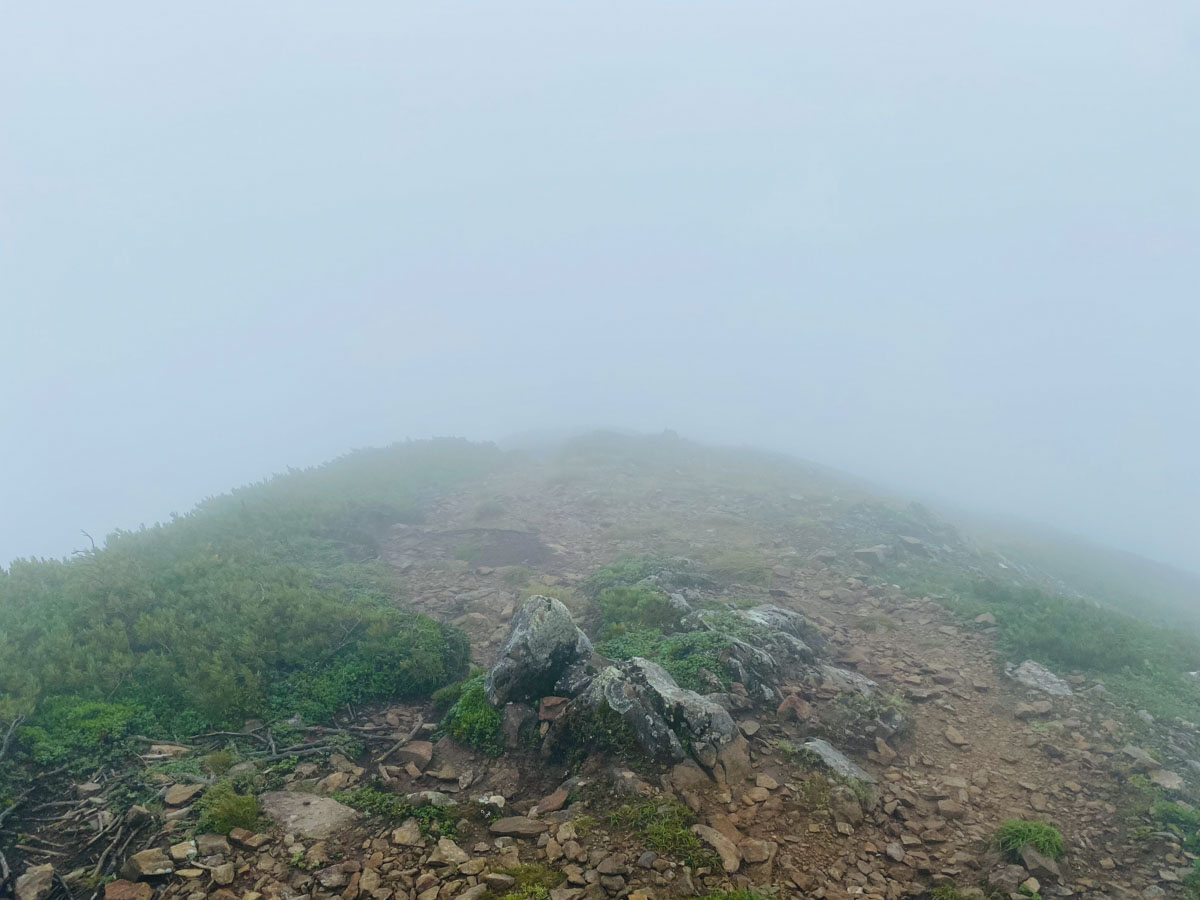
[{"x1": 376, "y1": 465, "x2": 1182, "y2": 898}]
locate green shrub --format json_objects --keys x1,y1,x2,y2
[
  {"x1": 203, "y1": 750, "x2": 236, "y2": 776},
  {"x1": 994, "y1": 820, "x2": 1065, "y2": 860},
  {"x1": 598, "y1": 627, "x2": 733, "y2": 692},
  {"x1": 1185, "y1": 860, "x2": 1200, "y2": 900},
  {"x1": 197, "y1": 780, "x2": 260, "y2": 834},
  {"x1": 440, "y1": 675, "x2": 503, "y2": 756},
  {"x1": 930, "y1": 887, "x2": 972, "y2": 900},
  {"x1": 432, "y1": 667, "x2": 486, "y2": 711},
  {"x1": 19, "y1": 698, "x2": 145, "y2": 770},
  {"x1": 595, "y1": 586, "x2": 683, "y2": 637},
  {"x1": 0, "y1": 439, "x2": 496, "y2": 741}
]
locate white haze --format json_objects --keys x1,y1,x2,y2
[{"x1": 1, "y1": 2, "x2": 1197, "y2": 572}]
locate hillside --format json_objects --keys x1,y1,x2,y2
[{"x1": 2, "y1": 432, "x2": 1199, "y2": 900}]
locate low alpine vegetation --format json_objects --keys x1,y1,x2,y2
[
  {"x1": 608, "y1": 796, "x2": 717, "y2": 870},
  {"x1": 334, "y1": 785, "x2": 458, "y2": 835},
  {"x1": 994, "y1": 819, "x2": 1065, "y2": 860},
  {"x1": 439, "y1": 674, "x2": 503, "y2": 756},
  {"x1": 196, "y1": 780, "x2": 261, "y2": 834}
]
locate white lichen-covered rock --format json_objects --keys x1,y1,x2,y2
[
  {"x1": 485, "y1": 595, "x2": 594, "y2": 706},
  {"x1": 553, "y1": 658, "x2": 735, "y2": 772},
  {"x1": 1006, "y1": 659, "x2": 1073, "y2": 697},
  {"x1": 736, "y1": 604, "x2": 826, "y2": 659}
]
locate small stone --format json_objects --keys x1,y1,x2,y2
[
  {"x1": 738, "y1": 839, "x2": 776, "y2": 864},
  {"x1": 391, "y1": 741, "x2": 434, "y2": 770},
  {"x1": 16, "y1": 866, "x2": 55, "y2": 900},
  {"x1": 538, "y1": 697, "x2": 569, "y2": 722},
  {"x1": 105, "y1": 881, "x2": 153, "y2": 900},
  {"x1": 885, "y1": 842, "x2": 905, "y2": 863},
  {"x1": 755, "y1": 774, "x2": 778, "y2": 790},
  {"x1": 692, "y1": 824, "x2": 740, "y2": 873},
  {"x1": 944, "y1": 725, "x2": 968, "y2": 747},
  {"x1": 484, "y1": 875, "x2": 516, "y2": 891},
  {"x1": 459, "y1": 858, "x2": 487, "y2": 876},
  {"x1": 739, "y1": 720, "x2": 760, "y2": 737},
  {"x1": 391, "y1": 819, "x2": 423, "y2": 847},
  {"x1": 428, "y1": 838, "x2": 469, "y2": 867},
  {"x1": 123, "y1": 849, "x2": 173, "y2": 880},
  {"x1": 937, "y1": 799, "x2": 966, "y2": 819},
  {"x1": 490, "y1": 816, "x2": 547, "y2": 836},
  {"x1": 165, "y1": 783, "x2": 206, "y2": 806},
  {"x1": 1020, "y1": 844, "x2": 1062, "y2": 882},
  {"x1": 196, "y1": 834, "x2": 232, "y2": 855},
  {"x1": 537, "y1": 788, "x2": 569, "y2": 814},
  {"x1": 169, "y1": 840, "x2": 197, "y2": 862}
]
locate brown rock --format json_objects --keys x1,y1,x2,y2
[
  {"x1": 164, "y1": 783, "x2": 205, "y2": 806},
  {"x1": 391, "y1": 741, "x2": 434, "y2": 770},
  {"x1": 123, "y1": 849, "x2": 173, "y2": 880},
  {"x1": 105, "y1": 880, "x2": 153, "y2": 900},
  {"x1": 692, "y1": 825, "x2": 740, "y2": 873},
  {"x1": 777, "y1": 694, "x2": 811, "y2": 721},
  {"x1": 392, "y1": 819, "x2": 424, "y2": 846},
  {"x1": 738, "y1": 839, "x2": 777, "y2": 864},
  {"x1": 428, "y1": 838, "x2": 469, "y2": 866},
  {"x1": 490, "y1": 816, "x2": 547, "y2": 836},
  {"x1": 537, "y1": 788, "x2": 569, "y2": 813},
  {"x1": 944, "y1": 725, "x2": 968, "y2": 748},
  {"x1": 15, "y1": 865, "x2": 55, "y2": 900},
  {"x1": 538, "y1": 697, "x2": 569, "y2": 722}
]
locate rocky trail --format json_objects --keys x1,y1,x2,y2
[{"x1": 8, "y1": 454, "x2": 1195, "y2": 900}]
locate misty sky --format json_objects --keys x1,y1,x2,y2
[{"x1": 2, "y1": 3, "x2": 1198, "y2": 572}]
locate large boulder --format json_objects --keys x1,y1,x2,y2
[
  {"x1": 1006, "y1": 660, "x2": 1073, "y2": 697},
  {"x1": 260, "y1": 792, "x2": 360, "y2": 839},
  {"x1": 485, "y1": 596, "x2": 594, "y2": 707},
  {"x1": 554, "y1": 658, "x2": 735, "y2": 772},
  {"x1": 735, "y1": 605, "x2": 826, "y2": 659}
]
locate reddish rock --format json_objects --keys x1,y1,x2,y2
[
  {"x1": 777, "y1": 694, "x2": 811, "y2": 721},
  {"x1": 538, "y1": 696, "x2": 569, "y2": 722},
  {"x1": 537, "y1": 787, "x2": 569, "y2": 813}
]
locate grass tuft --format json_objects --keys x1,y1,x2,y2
[{"x1": 994, "y1": 819, "x2": 1065, "y2": 860}]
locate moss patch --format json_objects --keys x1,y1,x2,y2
[{"x1": 439, "y1": 674, "x2": 503, "y2": 756}]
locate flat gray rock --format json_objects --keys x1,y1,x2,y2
[
  {"x1": 260, "y1": 792, "x2": 359, "y2": 839},
  {"x1": 800, "y1": 738, "x2": 876, "y2": 784},
  {"x1": 1006, "y1": 660, "x2": 1073, "y2": 697}
]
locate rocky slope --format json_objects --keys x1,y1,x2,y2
[{"x1": 5, "y1": 437, "x2": 1197, "y2": 900}]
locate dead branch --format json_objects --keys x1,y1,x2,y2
[
  {"x1": 0, "y1": 716, "x2": 24, "y2": 763},
  {"x1": 377, "y1": 718, "x2": 424, "y2": 764}
]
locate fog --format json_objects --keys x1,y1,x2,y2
[{"x1": 2, "y1": 3, "x2": 1197, "y2": 572}]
